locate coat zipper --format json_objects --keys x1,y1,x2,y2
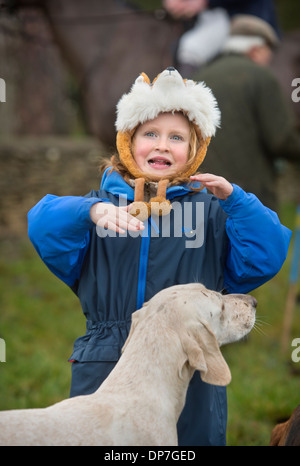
[{"x1": 136, "y1": 220, "x2": 151, "y2": 310}]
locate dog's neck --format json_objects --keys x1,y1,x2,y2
[{"x1": 96, "y1": 316, "x2": 193, "y2": 422}]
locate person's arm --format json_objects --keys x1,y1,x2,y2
[
  {"x1": 28, "y1": 193, "x2": 144, "y2": 287},
  {"x1": 220, "y1": 184, "x2": 292, "y2": 293},
  {"x1": 28, "y1": 194, "x2": 101, "y2": 286},
  {"x1": 191, "y1": 173, "x2": 292, "y2": 293}
]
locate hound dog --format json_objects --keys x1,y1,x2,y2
[{"x1": 0, "y1": 283, "x2": 256, "y2": 446}]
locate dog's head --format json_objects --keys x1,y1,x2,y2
[{"x1": 124, "y1": 283, "x2": 256, "y2": 386}]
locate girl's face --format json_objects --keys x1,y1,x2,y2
[{"x1": 132, "y1": 112, "x2": 190, "y2": 178}]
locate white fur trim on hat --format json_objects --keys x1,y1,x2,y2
[{"x1": 115, "y1": 68, "x2": 221, "y2": 139}]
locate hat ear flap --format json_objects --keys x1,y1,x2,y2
[
  {"x1": 130, "y1": 178, "x2": 151, "y2": 221},
  {"x1": 149, "y1": 179, "x2": 172, "y2": 217},
  {"x1": 195, "y1": 135, "x2": 211, "y2": 170},
  {"x1": 181, "y1": 135, "x2": 211, "y2": 179},
  {"x1": 116, "y1": 130, "x2": 143, "y2": 179}
]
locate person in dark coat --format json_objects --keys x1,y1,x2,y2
[
  {"x1": 163, "y1": 0, "x2": 280, "y2": 74},
  {"x1": 28, "y1": 68, "x2": 291, "y2": 445},
  {"x1": 194, "y1": 15, "x2": 300, "y2": 211}
]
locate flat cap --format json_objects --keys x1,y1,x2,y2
[{"x1": 231, "y1": 14, "x2": 280, "y2": 48}]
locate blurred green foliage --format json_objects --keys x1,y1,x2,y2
[{"x1": 276, "y1": 0, "x2": 300, "y2": 31}]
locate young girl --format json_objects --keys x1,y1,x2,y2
[{"x1": 28, "y1": 68, "x2": 291, "y2": 446}]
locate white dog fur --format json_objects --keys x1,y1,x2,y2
[{"x1": 0, "y1": 283, "x2": 256, "y2": 446}]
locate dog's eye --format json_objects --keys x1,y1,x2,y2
[{"x1": 221, "y1": 303, "x2": 225, "y2": 312}]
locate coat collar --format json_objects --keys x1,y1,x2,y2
[{"x1": 100, "y1": 168, "x2": 203, "y2": 201}]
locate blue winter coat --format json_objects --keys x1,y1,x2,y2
[{"x1": 28, "y1": 169, "x2": 291, "y2": 445}]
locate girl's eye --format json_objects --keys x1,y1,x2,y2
[
  {"x1": 171, "y1": 134, "x2": 183, "y2": 141},
  {"x1": 145, "y1": 131, "x2": 156, "y2": 137}
]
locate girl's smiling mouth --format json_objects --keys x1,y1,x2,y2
[{"x1": 147, "y1": 157, "x2": 172, "y2": 169}]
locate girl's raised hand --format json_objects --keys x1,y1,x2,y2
[
  {"x1": 190, "y1": 173, "x2": 233, "y2": 200},
  {"x1": 90, "y1": 203, "x2": 145, "y2": 234}
]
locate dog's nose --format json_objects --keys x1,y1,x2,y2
[
  {"x1": 234, "y1": 294, "x2": 257, "y2": 309},
  {"x1": 242, "y1": 294, "x2": 257, "y2": 309},
  {"x1": 250, "y1": 296, "x2": 258, "y2": 309}
]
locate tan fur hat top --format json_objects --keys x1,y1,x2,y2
[{"x1": 114, "y1": 68, "x2": 221, "y2": 220}]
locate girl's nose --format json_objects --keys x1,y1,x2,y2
[{"x1": 156, "y1": 137, "x2": 169, "y2": 152}]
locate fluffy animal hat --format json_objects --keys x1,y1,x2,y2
[{"x1": 114, "y1": 67, "x2": 220, "y2": 220}]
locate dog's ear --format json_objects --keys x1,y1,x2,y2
[{"x1": 181, "y1": 323, "x2": 231, "y2": 386}]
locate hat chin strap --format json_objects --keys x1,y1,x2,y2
[
  {"x1": 116, "y1": 130, "x2": 211, "y2": 221},
  {"x1": 130, "y1": 177, "x2": 172, "y2": 221}
]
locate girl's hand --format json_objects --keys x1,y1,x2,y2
[
  {"x1": 190, "y1": 173, "x2": 233, "y2": 200},
  {"x1": 90, "y1": 203, "x2": 145, "y2": 234}
]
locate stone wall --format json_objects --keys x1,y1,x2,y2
[{"x1": 0, "y1": 136, "x2": 110, "y2": 236}]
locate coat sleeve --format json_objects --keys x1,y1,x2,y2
[
  {"x1": 219, "y1": 184, "x2": 292, "y2": 293},
  {"x1": 27, "y1": 194, "x2": 102, "y2": 287}
]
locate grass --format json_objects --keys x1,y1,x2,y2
[
  {"x1": 0, "y1": 201, "x2": 299, "y2": 445},
  {"x1": 224, "y1": 276, "x2": 300, "y2": 445},
  {"x1": 0, "y1": 238, "x2": 85, "y2": 409},
  {"x1": 224, "y1": 201, "x2": 300, "y2": 445}
]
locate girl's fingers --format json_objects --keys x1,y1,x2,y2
[
  {"x1": 117, "y1": 207, "x2": 145, "y2": 230},
  {"x1": 105, "y1": 219, "x2": 125, "y2": 234},
  {"x1": 99, "y1": 206, "x2": 144, "y2": 232},
  {"x1": 190, "y1": 173, "x2": 219, "y2": 181},
  {"x1": 190, "y1": 173, "x2": 233, "y2": 200}
]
